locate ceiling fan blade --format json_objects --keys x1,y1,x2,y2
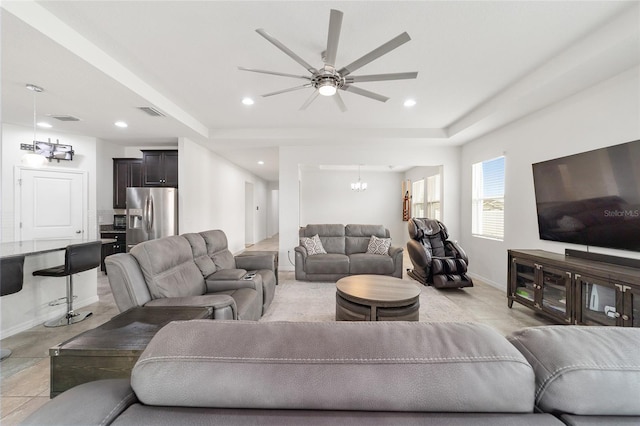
[
  {"x1": 299, "y1": 90, "x2": 320, "y2": 110},
  {"x1": 324, "y1": 9, "x2": 343, "y2": 66},
  {"x1": 338, "y1": 32, "x2": 411, "y2": 77},
  {"x1": 256, "y1": 28, "x2": 317, "y2": 74},
  {"x1": 334, "y1": 91, "x2": 348, "y2": 112},
  {"x1": 342, "y1": 85, "x2": 389, "y2": 103},
  {"x1": 262, "y1": 84, "x2": 312, "y2": 97},
  {"x1": 238, "y1": 67, "x2": 311, "y2": 80},
  {"x1": 346, "y1": 72, "x2": 418, "y2": 83}
]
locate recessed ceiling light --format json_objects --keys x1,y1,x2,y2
[
  {"x1": 37, "y1": 122, "x2": 52, "y2": 128},
  {"x1": 403, "y1": 99, "x2": 417, "y2": 107},
  {"x1": 114, "y1": 121, "x2": 128, "y2": 128},
  {"x1": 257, "y1": 160, "x2": 264, "y2": 165},
  {"x1": 242, "y1": 97, "x2": 255, "y2": 106}
]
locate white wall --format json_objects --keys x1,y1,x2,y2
[
  {"x1": 460, "y1": 66, "x2": 640, "y2": 290},
  {"x1": 95, "y1": 140, "x2": 126, "y2": 224},
  {"x1": 1, "y1": 124, "x2": 99, "y2": 336},
  {"x1": 300, "y1": 169, "x2": 405, "y2": 243},
  {"x1": 178, "y1": 138, "x2": 269, "y2": 254},
  {"x1": 279, "y1": 145, "x2": 461, "y2": 271}
]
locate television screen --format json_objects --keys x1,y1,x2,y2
[{"x1": 532, "y1": 139, "x2": 640, "y2": 252}]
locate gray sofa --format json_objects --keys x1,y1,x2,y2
[
  {"x1": 22, "y1": 321, "x2": 640, "y2": 425},
  {"x1": 105, "y1": 230, "x2": 276, "y2": 321},
  {"x1": 295, "y1": 224, "x2": 403, "y2": 281}
]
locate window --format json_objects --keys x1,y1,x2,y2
[
  {"x1": 472, "y1": 156, "x2": 505, "y2": 240},
  {"x1": 426, "y1": 174, "x2": 441, "y2": 220},
  {"x1": 412, "y1": 179, "x2": 424, "y2": 217}
]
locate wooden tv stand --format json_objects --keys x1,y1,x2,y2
[{"x1": 507, "y1": 249, "x2": 640, "y2": 327}]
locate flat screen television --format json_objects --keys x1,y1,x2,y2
[{"x1": 532, "y1": 139, "x2": 640, "y2": 252}]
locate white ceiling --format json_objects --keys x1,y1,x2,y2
[{"x1": 2, "y1": 1, "x2": 638, "y2": 181}]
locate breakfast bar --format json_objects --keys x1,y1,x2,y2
[{"x1": 0, "y1": 238, "x2": 112, "y2": 338}]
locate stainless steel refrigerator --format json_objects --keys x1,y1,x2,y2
[{"x1": 126, "y1": 187, "x2": 178, "y2": 251}]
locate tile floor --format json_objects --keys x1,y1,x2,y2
[{"x1": 0, "y1": 235, "x2": 554, "y2": 424}]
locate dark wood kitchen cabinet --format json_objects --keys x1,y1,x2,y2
[
  {"x1": 100, "y1": 232, "x2": 126, "y2": 272},
  {"x1": 113, "y1": 158, "x2": 143, "y2": 209},
  {"x1": 142, "y1": 150, "x2": 178, "y2": 187}
]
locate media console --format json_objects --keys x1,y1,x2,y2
[{"x1": 508, "y1": 249, "x2": 640, "y2": 327}]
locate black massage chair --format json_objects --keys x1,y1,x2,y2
[{"x1": 406, "y1": 218, "x2": 473, "y2": 289}]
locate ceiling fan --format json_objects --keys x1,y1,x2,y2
[{"x1": 238, "y1": 9, "x2": 418, "y2": 112}]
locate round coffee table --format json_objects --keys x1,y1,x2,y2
[{"x1": 335, "y1": 275, "x2": 421, "y2": 321}]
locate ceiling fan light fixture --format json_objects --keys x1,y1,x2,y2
[{"x1": 318, "y1": 81, "x2": 337, "y2": 96}]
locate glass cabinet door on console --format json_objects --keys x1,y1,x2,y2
[
  {"x1": 539, "y1": 266, "x2": 571, "y2": 323},
  {"x1": 538, "y1": 265, "x2": 572, "y2": 324},
  {"x1": 624, "y1": 286, "x2": 640, "y2": 327},
  {"x1": 576, "y1": 274, "x2": 621, "y2": 326},
  {"x1": 510, "y1": 259, "x2": 536, "y2": 307},
  {"x1": 509, "y1": 257, "x2": 571, "y2": 324}
]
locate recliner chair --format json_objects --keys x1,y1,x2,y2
[{"x1": 406, "y1": 218, "x2": 473, "y2": 289}]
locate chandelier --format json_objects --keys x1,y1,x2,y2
[{"x1": 351, "y1": 165, "x2": 367, "y2": 191}]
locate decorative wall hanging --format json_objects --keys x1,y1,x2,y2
[{"x1": 402, "y1": 179, "x2": 411, "y2": 221}]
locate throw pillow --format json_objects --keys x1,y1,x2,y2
[
  {"x1": 300, "y1": 234, "x2": 327, "y2": 255},
  {"x1": 366, "y1": 235, "x2": 391, "y2": 255}
]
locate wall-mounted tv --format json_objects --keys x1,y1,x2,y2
[{"x1": 532, "y1": 139, "x2": 640, "y2": 252}]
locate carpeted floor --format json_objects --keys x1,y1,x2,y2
[{"x1": 260, "y1": 270, "x2": 554, "y2": 337}]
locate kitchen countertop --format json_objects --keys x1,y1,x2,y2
[
  {"x1": 1, "y1": 238, "x2": 116, "y2": 258},
  {"x1": 99, "y1": 225, "x2": 126, "y2": 233}
]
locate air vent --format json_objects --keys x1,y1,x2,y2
[
  {"x1": 137, "y1": 106, "x2": 165, "y2": 117},
  {"x1": 50, "y1": 115, "x2": 81, "y2": 122}
]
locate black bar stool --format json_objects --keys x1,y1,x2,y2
[
  {"x1": 33, "y1": 241, "x2": 101, "y2": 327},
  {"x1": 1, "y1": 254, "x2": 26, "y2": 360}
]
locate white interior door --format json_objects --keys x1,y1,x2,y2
[{"x1": 16, "y1": 167, "x2": 87, "y2": 240}]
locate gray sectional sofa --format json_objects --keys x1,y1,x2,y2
[
  {"x1": 105, "y1": 230, "x2": 276, "y2": 321},
  {"x1": 23, "y1": 321, "x2": 640, "y2": 425},
  {"x1": 295, "y1": 224, "x2": 403, "y2": 281}
]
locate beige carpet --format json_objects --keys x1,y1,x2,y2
[{"x1": 260, "y1": 273, "x2": 474, "y2": 323}]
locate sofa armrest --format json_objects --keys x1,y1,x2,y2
[
  {"x1": 388, "y1": 245, "x2": 403, "y2": 258},
  {"x1": 206, "y1": 269, "x2": 261, "y2": 293},
  {"x1": 21, "y1": 379, "x2": 136, "y2": 426},
  {"x1": 235, "y1": 253, "x2": 275, "y2": 271},
  {"x1": 144, "y1": 294, "x2": 237, "y2": 320},
  {"x1": 294, "y1": 245, "x2": 307, "y2": 258},
  {"x1": 388, "y1": 245, "x2": 404, "y2": 278},
  {"x1": 294, "y1": 246, "x2": 308, "y2": 280}
]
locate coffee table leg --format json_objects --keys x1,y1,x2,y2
[{"x1": 370, "y1": 305, "x2": 377, "y2": 321}]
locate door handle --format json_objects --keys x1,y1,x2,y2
[
  {"x1": 75, "y1": 230, "x2": 82, "y2": 234},
  {"x1": 144, "y1": 195, "x2": 154, "y2": 233}
]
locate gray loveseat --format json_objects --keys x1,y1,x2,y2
[
  {"x1": 22, "y1": 321, "x2": 640, "y2": 425},
  {"x1": 105, "y1": 230, "x2": 276, "y2": 321},
  {"x1": 295, "y1": 224, "x2": 403, "y2": 281}
]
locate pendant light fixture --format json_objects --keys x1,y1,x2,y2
[
  {"x1": 351, "y1": 165, "x2": 367, "y2": 192},
  {"x1": 22, "y1": 84, "x2": 47, "y2": 167}
]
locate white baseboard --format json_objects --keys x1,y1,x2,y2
[{"x1": 2, "y1": 295, "x2": 99, "y2": 338}]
